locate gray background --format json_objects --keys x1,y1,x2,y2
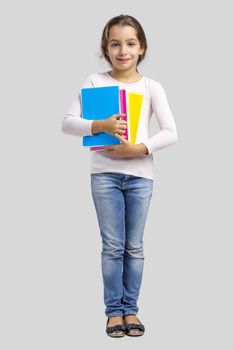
[{"x1": 1, "y1": 0, "x2": 232, "y2": 349}]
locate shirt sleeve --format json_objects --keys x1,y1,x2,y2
[
  {"x1": 143, "y1": 80, "x2": 178, "y2": 154},
  {"x1": 61, "y1": 75, "x2": 94, "y2": 137}
]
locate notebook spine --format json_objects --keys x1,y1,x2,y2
[{"x1": 120, "y1": 89, "x2": 128, "y2": 141}]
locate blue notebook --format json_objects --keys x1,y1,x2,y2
[{"x1": 81, "y1": 86, "x2": 121, "y2": 147}]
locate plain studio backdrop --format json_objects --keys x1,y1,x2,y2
[{"x1": 0, "y1": 0, "x2": 232, "y2": 349}]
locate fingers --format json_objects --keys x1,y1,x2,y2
[
  {"x1": 118, "y1": 123, "x2": 127, "y2": 131},
  {"x1": 107, "y1": 114, "x2": 127, "y2": 136},
  {"x1": 115, "y1": 113, "x2": 125, "y2": 117},
  {"x1": 114, "y1": 133, "x2": 128, "y2": 143},
  {"x1": 116, "y1": 126, "x2": 127, "y2": 135},
  {"x1": 111, "y1": 115, "x2": 127, "y2": 124},
  {"x1": 113, "y1": 113, "x2": 126, "y2": 120},
  {"x1": 103, "y1": 147, "x2": 114, "y2": 151}
]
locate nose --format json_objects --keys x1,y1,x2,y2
[{"x1": 119, "y1": 45, "x2": 127, "y2": 56}]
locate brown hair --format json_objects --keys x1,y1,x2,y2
[{"x1": 100, "y1": 15, "x2": 147, "y2": 66}]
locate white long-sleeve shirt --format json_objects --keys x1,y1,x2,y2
[{"x1": 62, "y1": 71, "x2": 178, "y2": 180}]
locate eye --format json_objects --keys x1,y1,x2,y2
[
  {"x1": 128, "y1": 43, "x2": 135, "y2": 46},
  {"x1": 111, "y1": 43, "x2": 118, "y2": 47}
]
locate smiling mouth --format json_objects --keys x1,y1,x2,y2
[{"x1": 117, "y1": 58, "x2": 130, "y2": 62}]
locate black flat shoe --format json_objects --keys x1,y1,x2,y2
[
  {"x1": 106, "y1": 317, "x2": 126, "y2": 338},
  {"x1": 124, "y1": 315, "x2": 145, "y2": 337}
]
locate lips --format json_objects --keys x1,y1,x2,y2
[{"x1": 117, "y1": 58, "x2": 130, "y2": 62}]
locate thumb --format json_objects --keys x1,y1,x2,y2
[{"x1": 114, "y1": 133, "x2": 128, "y2": 143}]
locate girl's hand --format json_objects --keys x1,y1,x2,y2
[
  {"x1": 102, "y1": 133, "x2": 149, "y2": 158},
  {"x1": 102, "y1": 114, "x2": 127, "y2": 136}
]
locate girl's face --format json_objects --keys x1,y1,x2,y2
[{"x1": 106, "y1": 25, "x2": 144, "y2": 72}]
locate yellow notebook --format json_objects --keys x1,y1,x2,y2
[{"x1": 128, "y1": 93, "x2": 144, "y2": 144}]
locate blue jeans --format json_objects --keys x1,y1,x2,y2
[{"x1": 91, "y1": 172, "x2": 153, "y2": 317}]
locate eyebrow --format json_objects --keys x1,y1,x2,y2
[{"x1": 109, "y1": 38, "x2": 137, "y2": 42}]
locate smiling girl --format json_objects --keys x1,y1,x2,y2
[{"x1": 62, "y1": 14, "x2": 178, "y2": 338}]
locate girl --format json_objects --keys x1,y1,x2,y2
[{"x1": 62, "y1": 14, "x2": 178, "y2": 338}]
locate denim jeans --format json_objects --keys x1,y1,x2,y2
[{"x1": 91, "y1": 172, "x2": 153, "y2": 317}]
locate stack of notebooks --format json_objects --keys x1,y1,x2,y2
[{"x1": 81, "y1": 85, "x2": 143, "y2": 150}]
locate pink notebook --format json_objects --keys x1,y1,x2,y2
[{"x1": 90, "y1": 89, "x2": 128, "y2": 151}]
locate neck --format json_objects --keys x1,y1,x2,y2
[{"x1": 109, "y1": 67, "x2": 142, "y2": 83}]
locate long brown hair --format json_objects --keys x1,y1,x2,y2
[{"x1": 100, "y1": 15, "x2": 147, "y2": 66}]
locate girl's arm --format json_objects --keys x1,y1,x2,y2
[
  {"x1": 143, "y1": 80, "x2": 178, "y2": 154},
  {"x1": 61, "y1": 75, "x2": 94, "y2": 137}
]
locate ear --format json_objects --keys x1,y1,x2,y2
[
  {"x1": 139, "y1": 49, "x2": 144, "y2": 56},
  {"x1": 139, "y1": 45, "x2": 145, "y2": 56}
]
